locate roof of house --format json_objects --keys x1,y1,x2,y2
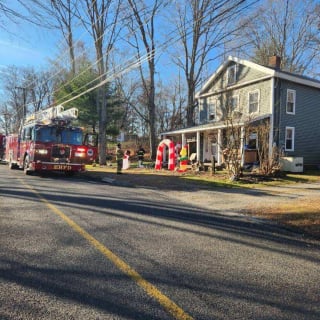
[{"x1": 196, "y1": 56, "x2": 320, "y2": 97}]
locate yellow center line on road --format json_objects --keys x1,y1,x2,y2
[{"x1": 20, "y1": 179, "x2": 193, "y2": 320}]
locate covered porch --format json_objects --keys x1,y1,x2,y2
[{"x1": 160, "y1": 118, "x2": 267, "y2": 171}]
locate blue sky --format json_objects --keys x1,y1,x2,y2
[
  {"x1": 0, "y1": 21, "x2": 60, "y2": 70},
  {"x1": 0, "y1": 0, "x2": 63, "y2": 71},
  {"x1": 0, "y1": 38, "x2": 51, "y2": 69},
  {"x1": 0, "y1": 1, "x2": 223, "y2": 91}
]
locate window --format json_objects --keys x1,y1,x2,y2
[
  {"x1": 228, "y1": 95, "x2": 239, "y2": 112},
  {"x1": 23, "y1": 127, "x2": 32, "y2": 141},
  {"x1": 285, "y1": 127, "x2": 295, "y2": 151},
  {"x1": 207, "y1": 97, "x2": 217, "y2": 121},
  {"x1": 36, "y1": 127, "x2": 60, "y2": 143},
  {"x1": 247, "y1": 133, "x2": 257, "y2": 149},
  {"x1": 248, "y1": 90, "x2": 259, "y2": 113},
  {"x1": 286, "y1": 89, "x2": 296, "y2": 114},
  {"x1": 194, "y1": 104, "x2": 199, "y2": 124},
  {"x1": 227, "y1": 64, "x2": 237, "y2": 86},
  {"x1": 61, "y1": 128, "x2": 83, "y2": 145}
]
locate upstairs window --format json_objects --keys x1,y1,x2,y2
[
  {"x1": 285, "y1": 127, "x2": 295, "y2": 151},
  {"x1": 194, "y1": 103, "x2": 200, "y2": 124},
  {"x1": 286, "y1": 89, "x2": 296, "y2": 114},
  {"x1": 248, "y1": 90, "x2": 260, "y2": 113},
  {"x1": 228, "y1": 95, "x2": 239, "y2": 112},
  {"x1": 227, "y1": 64, "x2": 237, "y2": 86},
  {"x1": 207, "y1": 97, "x2": 217, "y2": 121}
]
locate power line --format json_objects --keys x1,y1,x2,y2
[
  {"x1": 22, "y1": 0, "x2": 157, "y2": 112},
  {"x1": 56, "y1": 0, "x2": 257, "y2": 107},
  {"x1": 3, "y1": 1, "x2": 259, "y2": 121}
]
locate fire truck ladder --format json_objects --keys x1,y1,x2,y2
[{"x1": 24, "y1": 105, "x2": 79, "y2": 125}]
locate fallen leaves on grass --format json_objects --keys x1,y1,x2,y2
[{"x1": 247, "y1": 198, "x2": 320, "y2": 239}]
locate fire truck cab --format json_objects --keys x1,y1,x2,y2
[{"x1": 5, "y1": 105, "x2": 90, "y2": 175}]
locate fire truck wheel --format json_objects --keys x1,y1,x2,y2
[
  {"x1": 23, "y1": 156, "x2": 32, "y2": 175},
  {"x1": 65, "y1": 171, "x2": 75, "y2": 177}
]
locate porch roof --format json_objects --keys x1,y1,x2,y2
[
  {"x1": 161, "y1": 114, "x2": 271, "y2": 137},
  {"x1": 161, "y1": 121, "x2": 227, "y2": 137}
]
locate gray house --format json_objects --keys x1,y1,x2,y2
[{"x1": 161, "y1": 56, "x2": 320, "y2": 171}]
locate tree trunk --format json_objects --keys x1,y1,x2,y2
[
  {"x1": 98, "y1": 86, "x2": 107, "y2": 165},
  {"x1": 186, "y1": 80, "x2": 196, "y2": 126}
]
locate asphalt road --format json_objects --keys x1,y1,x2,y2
[{"x1": 0, "y1": 164, "x2": 319, "y2": 320}]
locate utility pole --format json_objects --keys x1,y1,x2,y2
[
  {"x1": 3, "y1": 105, "x2": 9, "y2": 135},
  {"x1": 15, "y1": 86, "x2": 27, "y2": 118}
]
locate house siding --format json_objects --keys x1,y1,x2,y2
[
  {"x1": 278, "y1": 80, "x2": 320, "y2": 166},
  {"x1": 205, "y1": 62, "x2": 270, "y2": 93},
  {"x1": 165, "y1": 56, "x2": 320, "y2": 170},
  {"x1": 236, "y1": 64, "x2": 269, "y2": 85},
  {"x1": 237, "y1": 79, "x2": 271, "y2": 115},
  {"x1": 199, "y1": 75, "x2": 272, "y2": 123}
]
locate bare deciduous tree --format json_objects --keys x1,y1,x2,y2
[
  {"x1": 0, "y1": 66, "x2": 52, "y2": 133},
  {"x1": 221, "y1": 117, "x2": 243, "y2": 180},
  {"x1": 49, "y1": 0, "x2": 78, "y2": 75},
  {"x1": 76, "y1": 0, "x2": 121, "y2": 165},
  {"x1": 125, "y1": 0, "x2": 168, "y2": 160},
  {"x1": 171, "y1": 0, "x2": 258, "y2": 126},
  {"x1": 0, "y1": 1, "x2": 44, "y2": 30},
  {"x1": 19, "y1": 0, "x2": 80, "y2": 75},
  {"x1": 236, "y1": 0, "x2": 320, "y2": 75},
  {"x1": 248, "y1": 119, "x2": 281, "y2": 176},
  {"x1": 156, "y1": 77, "x2": 186, "y2": 133}
]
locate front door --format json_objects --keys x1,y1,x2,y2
[{"x1": 211, "y1": 143, "x2": 218, "y2": 163}]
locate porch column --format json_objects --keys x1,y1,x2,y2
[
  {"x1": 269, "y1": 78, "x2": 275, "y2": 160},
  {"x1": 268, "y1": 118, "x2": 274, "y2": 161},
  {"x1": 240, "y1": 126, "x2": 245, "y2": 166},
  {"x1": 217, "y1": 129, "x2": 222, "y2": 165},
  {"x1": 196, "y1": 131, "x2": 200, "y2": 162},
  {"x1": 181, "y1": 133, "x2": 186, "y2": 146}
]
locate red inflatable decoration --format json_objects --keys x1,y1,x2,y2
[{"x1": 155, "y1": 139, "x2": 175, "y2": 171}]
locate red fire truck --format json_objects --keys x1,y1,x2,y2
[{"x1": 4, "y1": 105, "x2": 97, "y2": 175}]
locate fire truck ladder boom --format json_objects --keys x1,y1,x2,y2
[
  {"x1": 24, "y1": 105, "x2": 79, "y2": 125},
  {"x1": 58, "y1": 107, "x2": 78, "y2": 120}
]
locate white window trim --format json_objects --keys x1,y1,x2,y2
[
  {"x1": 207, "y1": 98, "x2": 217, "y2": 121},
  {"x1": 248, "y1": 89, "x2": 260, "y2": 114},
  {"x1": 286, "y1": 89, "x2": 296, "y2": 114},
  {"x1": 197, "y1": 99, "x2": 203, "y2": 123},
  {"x1": 285, "y1": 126, "x2": 295, "y2": 151},
  {"x1": 195, "y1": 103, "x2": 200, "y2": 124},
  {"x1": 227, "y1": 64, "x2": 237, "y2": 86}
]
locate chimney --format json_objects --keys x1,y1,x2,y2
[{"x1": 269, "y1": 55, "x2": 281, "y2": 69}]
